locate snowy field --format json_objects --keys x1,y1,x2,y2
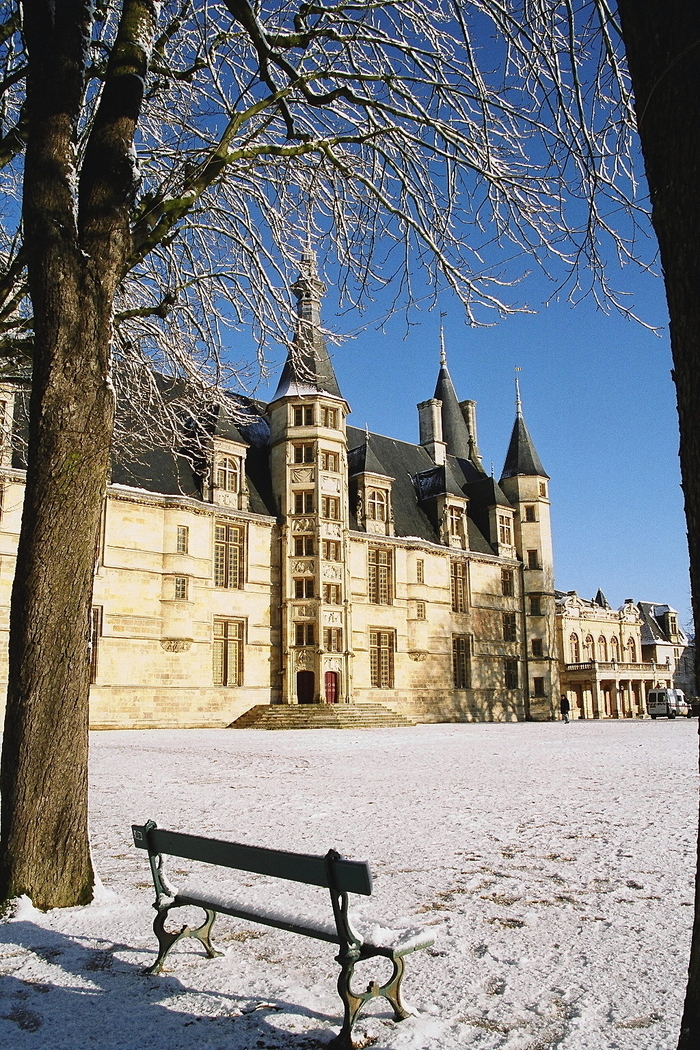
[{"x1": 0, "y1": 720, "x2": 698, "y2": 1050}]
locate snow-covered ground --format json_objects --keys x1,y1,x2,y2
[{"x1": 0, "y1": 720, "x2": 697, "y2": 1050}]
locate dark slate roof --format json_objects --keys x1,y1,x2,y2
[
  {"x1": 272, "y1": 339, "x2": 342, "y2": 400},
  {"x1": 594, "y1": 588, "x2": 611, "y2": 609},
  {"x1": 347, "y1": 436, "x2": 390, "y2": 478},
  {"x1": 434, "y1": 362, "x2": 472, "y2": 460},
  {"x1": 501, "y1": 411, "x2": 548, "y2": 480}
]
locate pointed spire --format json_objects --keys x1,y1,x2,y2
[
  {"x1": 433, "y1": 331, "x2": 472, "y2": 461},
  {"x1": 271, "y1": 248, "x2": 342, "y2": 401},
  {"x1": 500, "y1": 376, "x2": 548, "y2": 480}
]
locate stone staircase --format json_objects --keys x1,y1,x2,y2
[{"x1": 229, "y1": 702, "x2": 415, "y2": 730}]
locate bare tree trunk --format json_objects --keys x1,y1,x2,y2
[
  {"x1": 615, "y1": 4, "x2": 700, "y2": 1046},
  {"x1": 0, "y1": 0, "x2": 151, "y2": 909}
]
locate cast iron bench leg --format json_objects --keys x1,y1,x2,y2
[
  {"x1": 146, "y1": 906, "x2": 223, "y2": 975},
  {"x1": 329, "y1": 949, "x2": 410, "y2": 1048}
]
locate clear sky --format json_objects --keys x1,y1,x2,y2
[{"x1": 257, "y1": 257, "x2": 691, "y2": 629}]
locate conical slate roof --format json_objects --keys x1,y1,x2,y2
[
  {"x1": 433, "y1": 357, "x2": 472, "y2": 461},
  {"x1": 348, "y1": 434, "x2": 389, "y2": 477},
  {"x1": 501, "y1": 411, "x2": 548, "y2": 479},
  {"x1": 271, "y1": 251, "x2": 342, "y2": 401}
]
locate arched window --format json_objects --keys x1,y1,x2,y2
[
  {"x1": 216, "y1": 456, "x2": 239, "y2": 493},
  {"x1": 570, "y1": 633, "x2": 580, "y2": 662},
  {"x1": 368, "y1": 489, "x2": 387, "y2": 521},
  {"x1": 627, "y1": 637, "x2": 636, "y2": 662},
  {"x1": 598, "y1": 636, "x2": 608, "y2": 662},
  {"x1": 584, "y1": 635, "x2": 595, "y2": 660},
  {"x1": 610, "y1": 636, "x2": 620, "y2": 662}
]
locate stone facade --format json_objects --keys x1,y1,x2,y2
[{"x1": 0, "y1": 262, "x2": 561, "y2": 727}]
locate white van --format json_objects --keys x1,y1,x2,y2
[{"x1": 646, "y1": 688, "x2": 691, "y2": 719}]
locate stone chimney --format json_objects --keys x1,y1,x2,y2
[{"x1": 418, "y1": 398, "x2": 446, "y2": 465}]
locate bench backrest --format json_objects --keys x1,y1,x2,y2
[{"x1": 132, "y1": 823, "x2": 373, "y2": 896}]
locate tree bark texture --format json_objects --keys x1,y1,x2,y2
[
  {"x1": 615, "y1": 4, "x2": 700, "y2": 1047},
  {"x1": 0, "y1": 0, "x2": 153, "y2": 909}
]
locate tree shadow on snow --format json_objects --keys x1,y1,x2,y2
[{"x1": 0, "y1": 920, "x2": 350, "y2": 1049}]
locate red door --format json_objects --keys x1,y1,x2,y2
[
  {"x1": 297, "y1": 670, "x2": 315, "y2": 704},
  {"x1": 325, "y1": 671, "x2": 338, "y2": 704}
]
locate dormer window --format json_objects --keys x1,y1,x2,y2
[
  {"x1": 321, "y1": 450, "x2": 339, "y2": 471},
  {"x1": 321, "y1": 406, "x2": 338, "y2": 429},
  {"x1": 216, "y1": 456, "x2": 239, "y2": 493},
  {"x1": 448, "y1": 506, "x2": 462, "y2": 536},
  {"x1": 368, "y1": 490, "x2": 387, "y2": 522},
  {"x1": 498, "y1": 514, "x2": 512, "y2": 545}
]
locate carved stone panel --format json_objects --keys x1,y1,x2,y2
[
  {"x1": 366, "y1": 518, "x2": 386, "y2": 535},
  {"x1": 160, "y1": 638, "x2": 193, "y2": 652},
  {"x1": 292, "y1": 468, "x2": 315, "y2": 484},
  {"x1": 295, "y1": 649, "x2": 314, "y2": 669},
  {"x1": 214, "y1": 490, "x2": 240, "y2": 508},
  {"x1": 292, "y1": 560, "x2": 315, "y2": 574},
  {"x1": 292, "y1": 517, "x2": 315, "y2": 532},
  {"x1": 321, "y1": 475, "x2": 341, "y2": 494},
  {"x1": 323, "y1": 610, "x2": 343, "y2": 626},
  {"x1": 325, "y1": 658, "x2": 343, "y2": 672},
  {"x1": 294, "y1": 604, "x2": 315, "y2": 619},
  {"x1": 322, "y1": 563, "x2": 343, "y2": 581},
  {"x1": 321, "y1": 521, "x2": 342, "y2": 539}
]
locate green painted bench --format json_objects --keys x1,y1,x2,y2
[{"x1": 132, "y1": 820, "x2": 434, "y2": 1049}]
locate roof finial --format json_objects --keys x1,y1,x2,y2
[
  {"x1": 515, "y1": 366, "x2": 522, "y2": 416},
  {"x1": 439, "y1": 311, "x2": 447, "y2": 366},
  {"x1": 365, "y1": 423, "x2": 370, "y2": 444}
]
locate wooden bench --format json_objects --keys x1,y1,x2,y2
[{"x1": 132, "y1": 820, "x2": 434, "y2": 1049}]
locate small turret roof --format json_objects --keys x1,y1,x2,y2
[
  {"x1": 500, "y1": 379, "x2": 548, "y2": 479},
  {"x1": 433, "y1": 347, "x2": 472, "y2": 461}
]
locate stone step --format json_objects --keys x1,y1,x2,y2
[{"x1": 229, "y1": 703, "x2": 415, "y2": 730}]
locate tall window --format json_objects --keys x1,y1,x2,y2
[
  {"x1": 90, "y1": 606, "x2": 102, "y2": 684},
  {"x1": 322, "y1": 539, "x2": 340, "y2": 560},
  {"x1": 416, "y1": 559, "x2": 424, "y2": 584},
  {"x1": 452, "y1": 635, "x2": 469, "y2": 688},
  {"x1": 415, "y1": 601, "x2": 426, "y2": 620},
  {"x1": 504, "y1": 657, "x2": 518, "y2": 689},
  {"x1": 526, "y1": 549, "x2": 539, "y2": 569},
  {"x1": 320, "y1": 450, "x2": 339, "y2": 471},
  {"x1": 498, "y1": 514, "x2": 512, "y2": 545},
  {"x1": 295, "y1": 622, "x2": 315, "y2": 646},
  {"x1": 294, "y1": 535, "x2": 314, "y2": 556},
  {"x1": 501, "y1": 569, "x2": 514, "y2": 597},
  {"x1": 570, "y1": 633, "x2": 580, "y2": 662},
  {"x1": 293, "y1": 443, "x2": 314, "y2": 463},
  {"x1": 368, "y1": 490, "x2": 387, "y2": 521},
  {"x1": 524, "y1": 505, "x2": 537, "y2": 522},
  {"x1": 532, "y1": 676, "x2": 545, "y2": 697},
  {"x1": 213, "y1": 619, "x2": 244, "y2": 686},
  {"x1": 539, "y1": 482, "x2": 547, "y2": 497},
  {"x1": 529, "y1": 595, "x2": 541, "y2": 616},
  {"x1": 368, "y1": 547, "x2": 392, "y2": 604},
  {"x1": 451, "y1": 561, "x2": 467, "y2": 612},
  {"x1": 324, "y1": 627, "x2": 343, "y2": 652},
  {"x1": 627, "y1": 637, "x2": 637, "y2": 662},
  {"x1": 448, "y1": 506, "x2": 462, "y2": 535},
  {"x1": 584, "y1": 634, "x2": 595, "y2": 660},
  {"x1": 321, "y1": 495, "x2": 340, "y2": 519},
  {"x1": 503, "y1": 612, "x2": 517, "y2": 642},
  {"x1": 321, "y1": 406, "x2": 338, "y2": 428},
  {"x1": 293, "y1": 405, "x2": 314, "y2": 426},
  {"x1": 294, "y1": 578, "x2": 314, "y2": 598},
  {"x1": 214, "y1": 523, "x2": 244, "y2": 588},
  {"x1": 611, "y1": 636, "x2": 620, "y2": 662},
  {"x1": 531, "y1": 638, "x2": 543, "y2": 658},
  {"x1": 216, "y1": 456, "x2": 239, "y2": 492},
  {"x1": 323, "y1": 583, "x2": 341, "y2": 604},
  {"x1": 294, "y1": 491, "x2": 314, "y2": 514},
  {"x1": 176, "y1": 525, "x2": 189, "y2": 554},
  {"x1": 174, "y1": 576, "x2": 188, "y2": 600},
  {"x1": 598, "y1": 636, "x2": 608, "y2": 662},
  {"x1": 370, "y1": 630, "x2": 394, "y2": 688}
]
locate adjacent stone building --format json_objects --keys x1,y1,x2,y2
[{"x1": 0, "y1": 257, "x2": 560, "y2": 727}]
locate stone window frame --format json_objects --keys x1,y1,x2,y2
[
  {"x1": 369, "y1": 628, "x2": 395, "y2": 688},
  {"x1": 452, "y1": 634, "x2": 470, "y2": 689},
  {"x1": 368, "y1": 546, "x2": 392, "y2": 605},
  {"x1": 213, "y1": 618, "x2": 245, "y2": 687},
  {"x1": 214, "y1": 521, "x2": 245, "y2": 589},
  {"x1": 176, "y1": 525, "x2": 189, "y2": 554}
]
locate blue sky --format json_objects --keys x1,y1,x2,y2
[{"x1": 259, "y1": 261, "x2": 690, "y2": 628}]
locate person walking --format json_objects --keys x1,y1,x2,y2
[{"x1": 560, "y1": 694, "x2": 570, "y2": 723}]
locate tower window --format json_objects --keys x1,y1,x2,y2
[
  {"x1": 293, "y1": 443, "x2": 314, "y2": 464},
  {"x1": 294, "y1": 535, "x2": 314, "y2": 556},
  {"x1": 532, "y1": 677, "x2": 545, "y2": 697},
  {"x1": 176, "y1": 525, "x2": 189, "y2": 554},
  {"x1": 539, "y1": 482, "x2": 547, "y2": 497},
  {"x1": 416, "y1": 559, "x2": 424, "y2": 584},
  {"x1": 526, "y1": 549, "x2": 539, "y2": 569},
  {"x1": 174, "y1": 576, "x2": 189, "y2": 600},
  {"x1": 294, "y1": 491, "x2": 314, "y2": 514},
  {"x1": 524, "y1": 505, "x2": 536, "y2": 522},
  {"x1": 293, "y1": 405, "x2": 314, "y2": 426},
  {"x1": 294, "y1": 622, "x2": 315, "y2": 646},
  {"x1": 321, "y1": 407, "x2": 338, "y2": 429},
  {"x1": 294, "y1": 578, "x2": 315, "y2": 598},
  {"x1": 322, "y1": 539, "x2": 340, "y2": 560},
  {"x1": 415, "y1": 601, "x2": 426, "y2": 620},
  {"x1": 320, "y1": 450, "x2": 339, "y2": 471},
  {"x1": 504, "y1": 657, "x2": 518, "y2": 689},
  {"x1": 531, "y1": 638, "x2": 543, "y2": 658},
  {"x1": 501, "y1": 569, "x2": 514, "y2": 597},
  {"x1": 323, "y1": 583, "x2": 341, "y2": 604},
  {"x1": 529, "y1": 596, "x2": 541, "y2": 616},
  {"x1": 322, "y1": 495, "x2": 340, "y2": 519},
  {"x1": 324, "y1": 627, "x2": 343, "y2": 652}
]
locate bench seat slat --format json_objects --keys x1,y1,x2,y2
[
  {"x1": 176, "y1": 892, "x2": 340, "y2": 944},
  {"x1": 134, "y1": 825, "x2": 372, "y2": 896}
]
